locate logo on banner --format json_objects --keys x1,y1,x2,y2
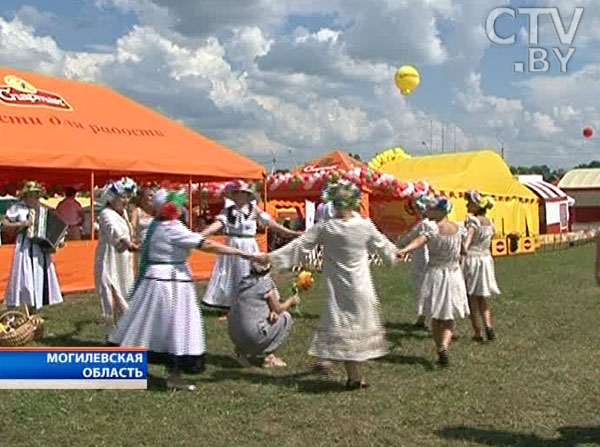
[
  {"x1": 301, "y1": 164, "x2": 337, "y2": 174},
  {"x1": 0, "y1": 75, "x2": 73, "y2": 111},
  {"x1": 523, "y1": 239, "x2": 532, "y2": 250}
]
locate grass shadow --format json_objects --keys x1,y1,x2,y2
[
  {"x1": 37, "y1": 318, "x2": 105, "y2": 347},
  {"x1": 437, "y1": 425, "x2": 600, "y2": 447},
  {"x1": 146, "y1": 373, "x2": 169, "y2": 392},
  {"x1": 200, "y1": 368, "x2": 348, "y2": 394},
  {"x1": 377, "y1": 354, "x2": 435, "y2": 371}
]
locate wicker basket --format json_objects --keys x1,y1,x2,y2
[{"x1": 0, "y1": 306, "x2": 44, "y2": 347}]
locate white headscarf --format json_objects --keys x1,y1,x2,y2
[{"x1": 102, "y1": 177, "x2": 138, "y2": 205}]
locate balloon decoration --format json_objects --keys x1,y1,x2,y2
[
  {"x1": 267, "y1": 166, "x2": 430, "y2": 200},
  {"x1": 395, "y1": 65, "x2": 420, "y2": 96},
  {"x1": 583, "y1": 126, "x2": 594, "y2": 139},
  {"x1": 368, "y1": 147, "x2": 412, "y2": 170}
]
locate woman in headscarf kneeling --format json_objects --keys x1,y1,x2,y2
[
  {"x1": 111, "y1": 188, "x2": 262, "y2": 391},
  {"x1": 228, "y1": 264, "x2": 299, "y2": 368}
]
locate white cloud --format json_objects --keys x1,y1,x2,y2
[{"x1": 1, "y1": 2, "x2": 598, "y2": 168}]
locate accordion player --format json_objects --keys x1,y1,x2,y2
[{"x1": 27, "y1": 206, "x2": 69, "y2": 252}]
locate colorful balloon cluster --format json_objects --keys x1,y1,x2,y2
[
  {"x1": 368, "y1": 147, "x2": 412, "y2": 171},
  {"x1": 267, "y1": 166, "x2": 429, "y2": 200}
]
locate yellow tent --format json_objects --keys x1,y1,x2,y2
[{"x1": 376, "y1": 150, "x2": 539, "y2": 236}]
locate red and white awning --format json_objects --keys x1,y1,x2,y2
[{"x1": 521, "y1": 180, "x2": 573, "y2": 204}]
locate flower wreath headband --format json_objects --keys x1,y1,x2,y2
[
  {"x1": 465, "y1": 190, "x2": 495, "y2": 211},
  {"x1": 322, "y1": 179, "x2": 361, "y2": 210},
  {"x1": 157, "y1": 188, "x2": 188, "y2": 220}
]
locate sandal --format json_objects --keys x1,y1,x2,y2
[
  {"x1": 437, "y1": 350, "x2": 450, "y2": 367},
  {"x1": 485, "y1": 327, "x2": 496, "y2": 341},
  {"x1": 263, "y1": 356, "x2": 287, "y2": 368},
  {"x1": 346, "y1": 379, "x2": 370, "y2": 390},
  {"x1": 472, "y1": 335, "x2": 484, "y2": 343}
]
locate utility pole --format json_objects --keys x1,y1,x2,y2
[
  {"x1": 430, "y1": 120, "x2": 433, "y2": 154},
  {"x1": 453, "y1": 125, "x2": 456, "y2": 152},
  {"x1": 441, "y1": 123, "x2": 445, "y2": 153}
]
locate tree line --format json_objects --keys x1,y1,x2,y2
[{"x1": 510, "y1": 161, "x2": 600, "y2": 183}]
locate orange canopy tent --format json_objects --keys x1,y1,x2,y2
[
  {"x1": 0, "y1": 66, "x2": 263, "y2": 184},
  {"x1": 0, "y1": 66, "x2": 265, "y2": 298}
]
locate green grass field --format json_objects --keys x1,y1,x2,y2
[{"x1": 1, "y1": 245, "x2": 598, "y2": 447}]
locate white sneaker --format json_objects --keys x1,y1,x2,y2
[{"x1": 167, "y1": 376, "x2": 197, "y2": 391}]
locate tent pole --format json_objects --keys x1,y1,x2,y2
[
  {"x1": 263, "y1": 174, "x2": 268, "y2": 250},
  {"x1": 188, "y1": 177, "x2": 193, "y2": 229},
  {"x1": 90, "y1": 172, "x2": 95, "y2": 241}
]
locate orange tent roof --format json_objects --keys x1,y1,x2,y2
[
  {"x1": 294, "y1": 150, "x2": 368, "y2": 173},
  {"x1": 0, "y1": 66, "x2": 264, "y2": 185}
]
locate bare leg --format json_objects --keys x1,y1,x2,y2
[
  {"x1": 479, "y1": 297, "x2": 496, "y2": 340},
  {"x1": 468, "y1": 295, "x2": 483, "y2": 341},
  {"x1": 441, "y1": 320, "x2": 454, "y2": 351},
  {"x1": 479, "y1": 297, "x2": 493, "y2": 327},
  {"x1": 344, "y1": 361, "x2": 369, "y2": 389},
  {"x1": 430, "y1": 319, "x2": 442, "y2": 351},
  {"x1": 344, "y1": 361, "x2": 361, "y2": 382}
]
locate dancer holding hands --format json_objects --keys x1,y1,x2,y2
[
  {"x1": 201, "y1": 180, "x2": 300, "y2": 318},
  {"x1": 463, "y1": 190, "x2": 501, "y2": 342},
  {"x1": 111, "y1": 188, "x2": 264, "y2": 391},
  {"x1": 398, "y1": 195, "x2": 469, "y2": 367},
  {"x1": 256, "y1": 179, "x2": 403, "y2": 389}
]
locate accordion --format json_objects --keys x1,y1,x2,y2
[{"x1": 28, "y1": 206, "x2": 69, "y2": 252}]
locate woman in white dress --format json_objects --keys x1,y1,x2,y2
[
  {"x1": 130, "y1": 187, "x2": 155, "y2": 273},
  {"x1": 398, "y1": 194, "x2": 430, "y2": 329},
  {"x1": 463, "y1": 191, "x2": 501, "y2": 342},
  {"x1": 201, "y1": 180, "x2": 300, "y2": 319},
  {"x1": 258, "y1": 180, "x2": 402, "y2": 389},
  {"x1": 94, "y1": 178, "x2": 139, "y2": 341},
  {"x1": 111, "y1": 188, "x2": 262, "y2": 391},
  {"x1": 2, "y1": 181, "x2": 63, "y2": 311},
  {"x1": 398, "y1": 195, "x2": 469, "y2": 367}
]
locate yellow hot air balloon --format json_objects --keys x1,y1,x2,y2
[{"x1": 395, "y1": 65, "x2": 420, "y2": 95}]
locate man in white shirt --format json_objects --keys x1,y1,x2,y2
[{"x1": 56, "y1": 187, "x2": 84, "y2": 240}]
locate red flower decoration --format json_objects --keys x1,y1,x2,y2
[{"x1": 160, "y1": 202, "x2": 180, "y2": 220}]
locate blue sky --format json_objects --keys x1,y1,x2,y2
[{"x1": 0, "y1": 0, "x2": 598, "y2": 168}]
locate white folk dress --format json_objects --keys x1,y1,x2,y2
[
  {"x1": 398, "y1": 219, "x2": 430, "y2": 316},
  {"x1": 111, "y1": 219, "x2": 206, "y2": 373},
  {"x1": 202, "y1": 201, "x2": 271, "y2": 309},
  {"x1": 419, "y1": 221, "x2": 470, "y2": 321},
  {"x1": 3, "y1": 202, "x2": 63, "y2": 309},
  {"x1": 94, "y1": 208, "x2": 134, "y2": 330},
  {"x1": 269, "y1": 216, "x2": 397, "y2": 362},
  {"x1": 462, "y1": 215, "x2": 501, "y2": 298}
]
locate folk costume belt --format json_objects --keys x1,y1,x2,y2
[
  {"x1": 146, "y1": 260, "x2": 186, "y2": 265},
  {"x1": 227, "y1": 234, "x2": 255, "y2": 238}
]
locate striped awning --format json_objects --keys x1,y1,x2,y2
[{"x1": 521, "y1": 179, "x2": 574, "y2": 204}]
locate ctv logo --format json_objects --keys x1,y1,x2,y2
[{"x1": 485, "y1": 7, "x2": 584, "y2": 73}]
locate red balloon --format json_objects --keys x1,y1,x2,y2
[{"x1": 583, "y1": 126, "x2": 594, "y2": 139}]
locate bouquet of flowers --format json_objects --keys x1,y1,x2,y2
[{"x1": 290, "y1": 269, "x2": 314, "y2": 316}]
